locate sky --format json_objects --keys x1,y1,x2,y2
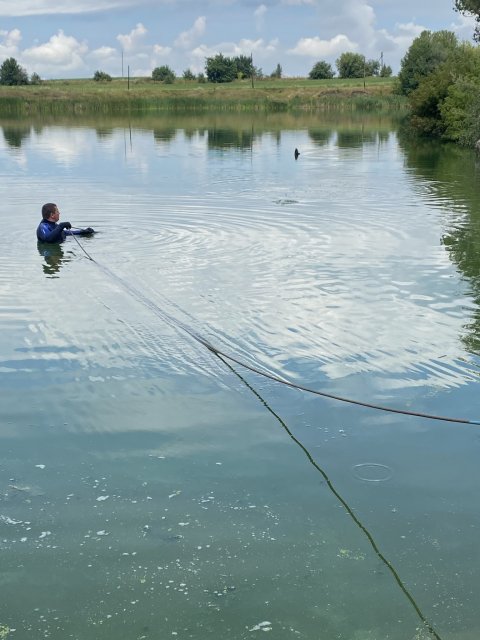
[{"x1": 0, "y1": 0, "x2": 476, "y2": 80}]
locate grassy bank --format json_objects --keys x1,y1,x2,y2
[{"x1": 0, "y1": 76, "x2": 407, "y2": 116}]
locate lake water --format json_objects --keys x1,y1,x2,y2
[{"x1": 1, "y1": 111, "x2": 480, "y2": 640}]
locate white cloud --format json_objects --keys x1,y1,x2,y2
[
  {"x1": 151, "y1": 44, "x2": 173, "y2": 72},
  {"x1": 0, "y1": 0, "x2": 141, "y2": 17},
  {"x1": 125, "y1": 49, "x2": 157, "y2": 77},
  {"x1": 280, "y1": 0, "x2": 315, "y2": 5},
  {"x1": 117, "y1": 22, "x2": 147, "y2": 52},
  {"x1": 1, "y1": 0, "x2": 476, "y2": 79},
  {"x1": 0, "y1": 27, "x2": 21, "y2": 48},
  {"x1": 450, "y1": 13, "x2": 477, "y2": 40},
  {"x1": 33, "y1": 127, "x2": 93, "y2": 165},
  {"x1": 0, "y1": 28, "x2": 21, "y2": 57},
  {"x1": 174, "y1": 16, "x2": 206, "y2": 48},
  {"x1": 289, "y1": 34, "x2": 357, "y2": 57},
  {"x1": 89, "y1": 45, "x2": 117, "y2": 60},
  {"x1": 21, "y1": 30, "x2": 88, "y2": 73},
  {"x1": 192, "y1": 37, "x2": 278, "y2": 61},
  {"x1": 190, "y1": 43, "x2": 216, "y2": 60},
  {"x1": 153, "y1": 44, "x2": 172, "y2": 56},
  {"x1": 254, "y1": 4, "x2": 267, "y2": 31},
  {"x1": 374, "y1": 22, "x2": 426, "y2": 56},
  {"x1": 347, "y1": 0, "x2": 376, "y2": 35},
  {"x1": 87, "y1": 45, "x2": 119, "y2": 74}
]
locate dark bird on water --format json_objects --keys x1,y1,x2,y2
[{"x1": 294, "y1": 148, "x2": 300, "y2": 159}]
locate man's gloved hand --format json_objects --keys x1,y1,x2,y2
[
  {"x1": 79, "y1": 227, "x2": 95, "y2": 236},
  {"x1": 59, "y1": 222, "x2": 72, "y2": 230}
]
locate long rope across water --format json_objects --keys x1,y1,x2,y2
[
  {"x1": 219, "y1": 354, "x2": 443, "y2": 640},
  {"x1": 72, "y1": 234, "x2": 480, "y2": 427},
  {"x1": 72, "y1": 234, "x2": 444, "y2": 639}
]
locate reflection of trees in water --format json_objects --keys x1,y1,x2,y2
[
  {"x1": 207, "y1": 127, "x2": 256, "y2": 150},
  {"x1": 183, "y1": 128, "x2": 207, "y2": 141},
  {"x1": 309, "y1": 127, "x2": 389, "y2": 149},
  {"x1": 308, "y1": 128, "x2": 332, "y2": 146},
  {"x1": 398, "y1": 132, "x2": 480, "y2": 354},
  {"x1": 2, "y1": 125, "x2": 31, "y2": 148},
  {"x1": 96, "y1": 127, "x2": 115, "y2": 139},
  {"x1": 445, "y1": 238, "x2": 480, "y2": 354},
  {"x1": 1, "y1": 112, "x2": 401, "y2": 154},
  {"x1": 378, "y1": 130, "x2": 390, "y2": 144},
  {"x1": 336, "y1": 129, "x2": 377, "y2": 148},
  {"x1": 153, "y1": 128, "x2": 177, "y2": 143},
  {"x1": 37, "y1": 243, "x2": 72, "y2": 278}
]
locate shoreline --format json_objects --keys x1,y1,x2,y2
[{"x1": 0, "y1": 77, "x2": 408, "y2": 116}]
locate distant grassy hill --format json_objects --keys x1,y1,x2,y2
[{"x1": 0, "y1": 76, "x2": 406, "y2": 115}]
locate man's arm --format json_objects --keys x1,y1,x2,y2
[
  {"x1": 67, "y1": 227, "x2": 95, "y2": 237},
  {"x1": 37, "y1": 221, "x2": 71, "y2": 243}
]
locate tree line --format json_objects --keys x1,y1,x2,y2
[
  {"x1": 2, "y1": 0, "x2": 480, "y2": 148},
  {"x1": 0, "y1": 51, "x2": 390, "y2": 87},
  {"x1": 396, "y1": 0, "x2": 480, "y2": 147},
  {"x1": 309, "y1": 53, "x2": 391, "y2": 79},
  {"x1": 151, "y1": 53, "x2": 391, "y2": 84},
  {"x1": 151, "y1": 54, "x2": 263, "y2": 84}
]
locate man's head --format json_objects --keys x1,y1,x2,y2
[{"x1": 42, "y1": 203, "x2": 59, "y2": 221}]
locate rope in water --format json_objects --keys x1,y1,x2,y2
[
  {"x1": 71, "y1": 234, "x2": 444, "y2": 638},
  {"x1": 71, "y1": 234, "x2": 480, "y2": 427},
  {"x1": 220, "y1": 354, "x2": 443, "y2": 640}
]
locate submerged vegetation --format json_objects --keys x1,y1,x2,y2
[
  {"x1": 0, "y1": 76, "x2": 405, "y2": 117},
  {"x1": 0, "y1": 625, "x2": 10, "y2": 640}
]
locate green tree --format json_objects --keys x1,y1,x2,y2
[
  {"x1": 270, "y1": 63, "x2": 282, "y2": 79},
  {"x1": 0, "y1": 57, "x2": 28, "y2": 85},
  {"x1": 379, "y1": 64, "x2": 393, "y2": 77},
  {"x1": 407, "y1": 42, "x2": 478, "y2": 142},
  {"x1": 442, "y1": 75, "x2": 480, "y2": 146},
  {"x1": 309, "y1": 60, "x2": 334, "y2": 79},
  {"x1": 336, "y1": 52, "x2": 366, "y2": 78},
  {"x1": 440, "y1": 43, "x2": 480, "y2": 145},
  {"x1": 182, "y1": 69, "x2": 196, "y2": 81},
  {"x1": 205, "y1": 54, "x2": 236, "y2": 83},
  {"x1": 408, "y1": 66, "x2": 452, "y2": 136},
  {"x1": 152, "y1": 65, "x2": 175, "y2": 83},
  {"x1": 30, "y1": 72, "x2": 42, "y2": 85},
  {"x1": 397, "y1": 30, "x2": 458, "y2": 95},
  {"x1": 93, "y1": 70, "x2": 112, "y2": 82},
  {"x1": 233, "y1": 54, "x2": 254, "y2": 79},
  {"x1": 364, "y1": 59, "x2": 380, "y2": 76},
  {"x1": 454, "y1": 0, "x2": 480, "y2": 40}
]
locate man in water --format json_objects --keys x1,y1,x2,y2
[{"x1": 36, "y1": 203, "x2": 95, "y2": 243}]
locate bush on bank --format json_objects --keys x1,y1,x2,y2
[{"x1": 400, "y1": 29, "x2": 480, "y2": 147}]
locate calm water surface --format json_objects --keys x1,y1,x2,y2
[{"x1": 1, "y1": 112, "x2": 480, "y2": 640}]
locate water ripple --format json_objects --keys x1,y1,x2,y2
[
  {"x1": 2, "y1": 128, "x2": 480, "y2": 397},
  {"x1": 74, "y1": 200, "x2": 477, "y2": 391}
]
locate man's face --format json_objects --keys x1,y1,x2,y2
[{"x1": 50, "y1": 207, "x2": 60, "y2": 222}]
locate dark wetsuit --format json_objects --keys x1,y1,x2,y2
[{"x1": 36, "y1": 220, "x2": 92, "y2": 243}]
